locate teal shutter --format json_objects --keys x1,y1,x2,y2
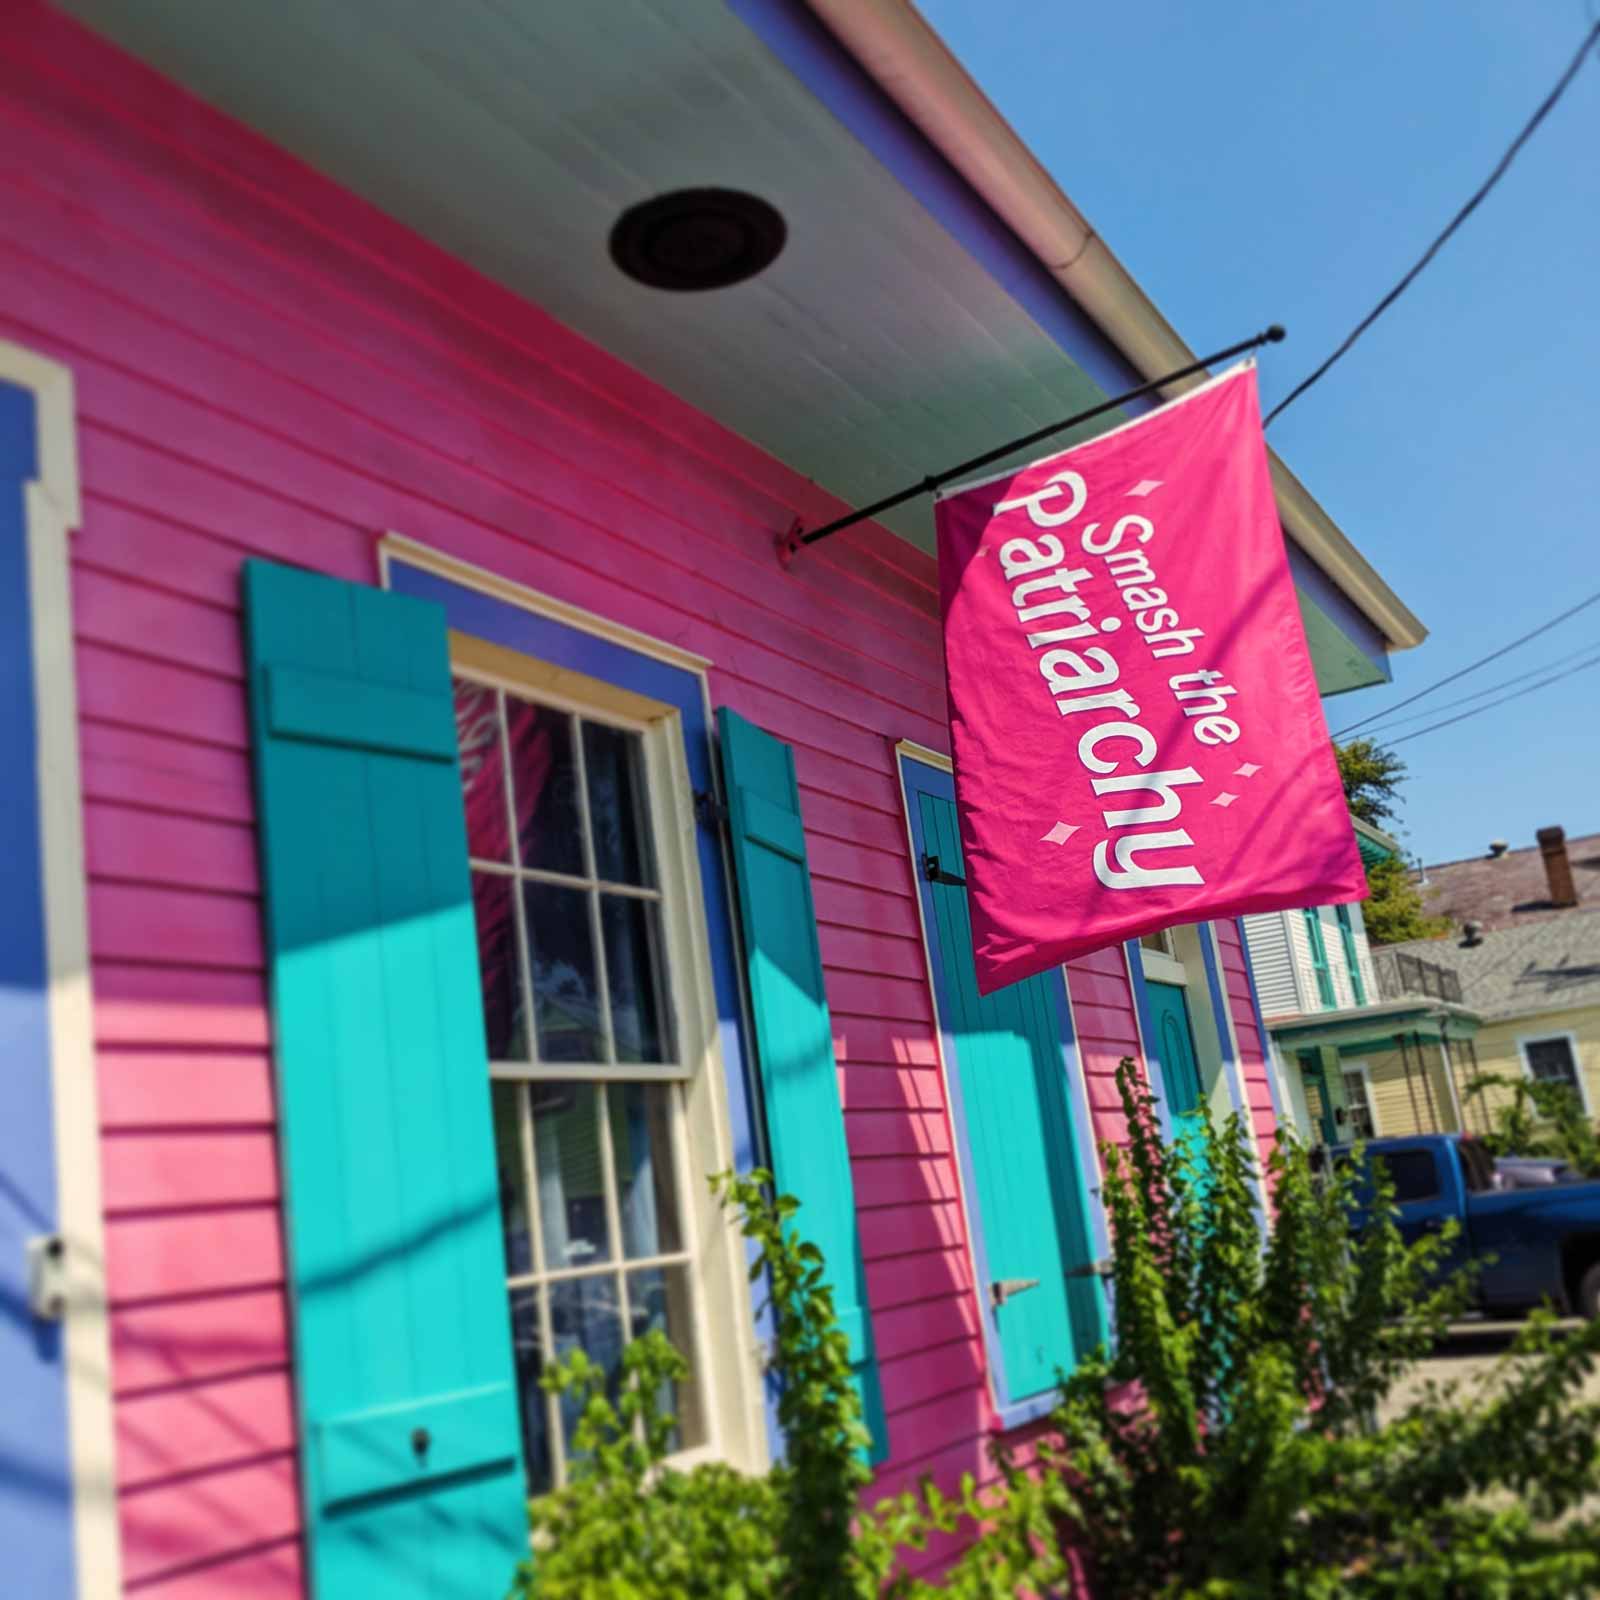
[
  {"x1": 1302, "y1": 909, "x2": 1336, "y2": 1008},
  {"x1": 915, "y1": 788, "x2": 1106, "y2": 1405},
  {"x1": 1335, "y1": 904, "x2": 1367, "y2": 1005},
  {"x1": 243, "y1": 561, "x2": 527, "y2": 1599},
  {"x1": 716, "y1": 708, "x2": 887, "y2": 1460}
]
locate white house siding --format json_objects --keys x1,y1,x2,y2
[
  {"x1": 1286, "y1": 909, "x2": 1318, "y2": 1013},
  {"x1": 1242, "y1": 913, "x2": 1301, "y2": 1017}
]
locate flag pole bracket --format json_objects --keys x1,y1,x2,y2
[{"x1": 775, "y1": 325, "x2": 1284, "y2": 565}]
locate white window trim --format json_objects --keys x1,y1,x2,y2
[
  {"x1": 1, "y1": 340, "x2": 119, "y2": 1598},
  {"x1": 1516, "y1": 1030, "x2": 1591, "y2": 1117},
  {"x1": 1139, "y1": 940, "x2": 1188, "y2": 988},
  {"x1": 1341, "y1": 1059, "x2": 1380, "y2": 1139},
  {"x1": 383, "y1": 533, "x2": 768, "y2": 1477}
]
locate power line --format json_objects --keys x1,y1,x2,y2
[
  {"x1": 1384, "y1": 648, "x2": 1600, "y2": 746},
  {"x1": 1353, "y1": 636, "x2": 1600, "y2": 734},
  {"x1": 1264, "y1": 17, "x2": 1600, "y2": 428},
  {"x1": 1331, "y1": 587, "x2": 1600, "y2": 739}
]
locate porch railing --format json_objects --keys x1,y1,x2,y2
[{"x1": 1371, "y1": 948, "x2": 1462, "y2": 1004}]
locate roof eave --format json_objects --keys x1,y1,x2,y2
[{"x1": 804, "y1": 0, "x2": 1427, "y2": 654}]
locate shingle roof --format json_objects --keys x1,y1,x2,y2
[
  {"x1": 1419, "y1": 830, "x2": 1600, "y2": 931},
  {"x1": 1387, "y1": 906, "x2": 1600, "y2": 1021}
]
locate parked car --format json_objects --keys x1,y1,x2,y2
[{"x1": 1338, "y1": 1135, "x2": 1600, "y2": 1319}]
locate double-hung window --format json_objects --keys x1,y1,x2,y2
[
  {"x1": 1520, "y1": 1033, "x2": 1588, "y2": 1113},
  {"x1": 454, "y1": 674, "x2": 706, "y2": 1492}
]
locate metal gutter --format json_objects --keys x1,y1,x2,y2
[{"x1": 803, "y1": 0, "x2": 1426, "y2": 654}]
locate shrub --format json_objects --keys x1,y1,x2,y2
[
  {"x1": 513, "y1": 1060, "x2": 1600, "y2": 1600},
  {"x1": 1042, "y1": 1059, "x2": 1600, "y2": 1598},
  {"x1": 1466, "y1": 1071, "x2": 1600, "y2": 1178}
]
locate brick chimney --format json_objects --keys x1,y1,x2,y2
[{"x1": 1536, "y1": 825, "x2": 1579, "y2": 908}]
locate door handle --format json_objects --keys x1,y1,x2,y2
[
  {"x1": 990, "y1": 1277, "x2": 1041, "y2": 1308},
  {"x1": 1068, "y1": 1258, "x2": 1114, "y2": 1280}
]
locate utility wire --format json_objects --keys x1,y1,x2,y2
[
  {"x1": 1384, "y1": 648, "x2": 1600, "y2": 746},
  {"x1": 1352, "y1": 636, "x2": 1600, "y2": 734},
  {"x1": 1331, "y1": 587, "x2": 1600, "y2": 739},
  {"x1": 1264, "y1": 16, "x2": 1600, "y2": 428}
]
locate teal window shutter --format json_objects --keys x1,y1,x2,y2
[
  {"x1": 243, "y1": 561, "x2": 528, "y2": 1598},
  {"x1": 715, "y1": 708, "x2": 888, "y2": 1461},
  {"x1": 1303, "y1": 909, "x2": 1336, "y2": 1009},
  {"x1": 1335, "y1": 904, "x2": 1367, "y2": 1005}
]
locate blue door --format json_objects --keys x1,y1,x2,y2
[
  {"x1": 1147, "y1": 980, "x2": 1207, "y2": 1157},
  {"x1": 903, "y1": 758, "x2": 1106, "y2": 1421}
]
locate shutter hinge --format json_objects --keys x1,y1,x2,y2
[
  {"x1": 1067, "y1": 1258, "x2": 1114, "y2": 1280},
  {"x1": 921, "y1": 852, "x2": 967, "y2": 889},
  {"x1": 990, "y1": 1276, "x2": 1041, "y2": 1308},
  {"x1": 694, "y1": 790, "x2": 729, "y2": 830}
]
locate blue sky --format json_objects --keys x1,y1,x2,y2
[{"x1": 919, "y1": 0, "x2": 1600, "y2": 867}]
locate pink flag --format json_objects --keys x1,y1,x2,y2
[{"x1": 936, "y1": 364, "x2": 1363, "y2": 994}]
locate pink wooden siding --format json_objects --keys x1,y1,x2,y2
[
  {"x1": 1215, "y1": 919, "x2": 1281, "y2": 1148},
  {"x1": 0, "y1": 6, "x2": 1274, "y2": 1593}
]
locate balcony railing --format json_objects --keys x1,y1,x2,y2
[{"x1": 1372, "y1": 948, "x2": 1462, "y2": 1005}]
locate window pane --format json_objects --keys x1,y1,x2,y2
[
  {"x1": 601, "y1": 895, "x2": 674, "y2": 1063},
  {"x1": 455, "y1": 681, "x2": 513, "y2": 862},
  {"x1": 506, "y1": 696, "x2": 584, "y2": 878},
  {"x1": 523, "y1": 883, "x2": 606, "y2": 1063},
  {"x1": 626, "y1": 1265, "x2": 705, "y2": 1450},
  {"x1": 1378, "y1": 1149, "x2": 1439, "y2": 1204},
  {"x1": 1527, "y1": 1039, "x2": 1578, "y2": 1089},
  {"x1": 549, "y1": 1275, "x2": 627, "y2": 1464},
  {"x1": 608, "y1": 1083, "x2": 682, "y2": 1259},
  {"x1": 1139, "y1": 931, "x2": 1173, "y2": 955},
  {"x1": 472, "y1": 872, "x2": 527, "y2": 1060},
  {"x1": 507, "y1": 1288, "x2": 554, "y2": 1494},
  {"x1": 492, "y1": 1082, "x2": 533, "y2": 1276},
  {"x1": 533, "y1": 1083, "x2": 612, "y2": 1270},
  {"x1": 582, "y1": 722, "x2": 656, "y2": 887}
]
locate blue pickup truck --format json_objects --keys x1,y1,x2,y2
[{"x1": 1339, "y1": 1135, "x2": 1600, "y2": 1320}]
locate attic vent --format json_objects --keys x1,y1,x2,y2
[
  {"x1": 610, "y1": 188, "x2": 786, "y2": 291},
  {"x1": 1488, "y1": 839, "x2": 1509, "y2": 858}
]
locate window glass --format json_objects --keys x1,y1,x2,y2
[
  {"x1": 1526, "y1": 1037, "x2": 1580, "y2": 1092},
  {"x1": 471, "y1": 872, "x2": 526, "y2": 1061},
  {"x1": 456, "y1": 681, "x2": 512, "y2": 862},
  {"x1": 583, "y1": 722, "x2": 656, "y2": 887},
  {"x1": 506, "y1": 696, "x2": 584, "y2": 878},
  {"x1": 534, "y1": 1082, "x2": 612, "y2": 1272},
  {"x1": 456, "y1": 676, "x2": 704, "y2": 1493},
  {"x1": 609, "y1": 1082, "x2": 683, "y2": 1259},
  {"x1": 1140, "y1": 929, "x2": 1175, "y2": 957},
  {"x1": 602, "y1": 895, "x2": 674, "y2": 1063},
  {"x1": 524, "y1": 882, "x2": 606, "y2": 1063},
  {"x1": 1341, "y1": 1069, "x2": 1376, "y2": 1141},
  {"x1": 1377, "y1": 1149, "x2": 1439, "y2": 1204}
]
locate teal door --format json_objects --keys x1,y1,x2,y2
[
  {"x1": 1147, "y1": 981, "x2": 1207, "y2": 1158},
  {"x1": 908, "y1": 770, "x2": 1105, "y2": 1413}
]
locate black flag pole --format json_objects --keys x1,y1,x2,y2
[{"x1": 778, "y1": 325, "x2": 1285, "y2": 565}]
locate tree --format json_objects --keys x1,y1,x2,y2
[
  {"x1": 1336, "y1": 737, "x2": 1409, "y2": 827},
  {"x1": 1362, "y1": 853, "x2": 1452, "y2": 945}
]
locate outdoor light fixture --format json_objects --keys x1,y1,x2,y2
[{"x1": 609, "y1": 188, "x2": 786, "y2": 291}]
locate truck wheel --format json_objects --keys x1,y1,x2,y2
[{"x1": 1579, "y1": 1263, "x2": 1600, "y2": 1322}]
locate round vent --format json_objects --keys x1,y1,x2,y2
[{"x1": 609, "y1": 189, "x2": 786, "y2": 291}]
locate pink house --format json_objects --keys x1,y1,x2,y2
[{"x1": 0, "y1": 2, "x2": 1425, "y2": 1595}]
